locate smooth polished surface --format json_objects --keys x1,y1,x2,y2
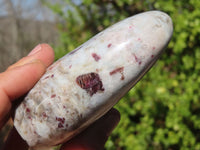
[{"x1": 14, "y1": 11, "x2": 173, "y2": 149}]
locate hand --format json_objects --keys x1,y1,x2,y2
[{"x1": 0, "y1": 44, "x2": 120, "y2": 150}]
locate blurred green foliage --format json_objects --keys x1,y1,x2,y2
[{"x1": 44, "y1": 0, "x2": 200, "y2": 149}]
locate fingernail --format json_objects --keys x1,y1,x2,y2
[{"x1": 28, "y1": 44, "x2": 41, "y2": 56}]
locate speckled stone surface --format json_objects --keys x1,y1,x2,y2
[{"x1": 14, "y1": 11, "x2": 173, "y2": 148}]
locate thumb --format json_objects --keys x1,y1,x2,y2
[
  {"x1": 61, "y1": 108, "x2": 120, "y2": 150},
  {"x1": 0, "y1": 44, "x2": 54, "y2": 128}
]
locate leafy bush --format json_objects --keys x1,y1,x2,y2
[{"x1": 45, "y1": 0, "x2": 200, "y2": 149}]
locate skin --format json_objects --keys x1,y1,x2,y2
[{"x1": 0, "y1": 44, "x2": 120, "y2": 150}]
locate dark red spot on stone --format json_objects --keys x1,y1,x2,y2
[
  {"x1": 56, "y1": 117, "x2": 65, "y2": 128},
  {"x1": 107, "y1": 43, "x2": 112, "y2": 48},
  {"x1": 133, "y1": 54, "x2": 142, "y2": 65},
  {"x1": 56, "y1": 117, "x2": 65, "y2": 124},
  {"x1": 69, "y1": 65, "x2": 72, "y2": 69},
  {"x1": 51, "y1": 74, "x2": 54, "y2": 78},
  {"x1": 151, "y1": 55, "x2": 154, "y2": 58},
  {"x1": 48, "y1": 66, "x2": 54, "y2": 70},
  {"x1": 26, "y1": 108, "x2": 30, "y2": 113},
  {"x1": 76, "y1": 72, "x2": 104, "y2": 96},
  {"x1": 42, "y1": 112, "x2": 47, "y2": 118},
  {"x1": 110, "y1": 67, "x2": 124, "y2": 75},
  {"x1": 44, "y1": 76, "x2": 49, "y2": 79},
  {"x1": 51, "y1": 94, "x2": 56, "y2": 98},
  {"x1": 152, "y1": 46, "x2": 156, "y2": 50},
  {"x1": 92, "y1": 53, "x2": 101, "y2": 62},
  {"x1": 110, "y1": 67, "x2": 125, "y2": 80},
  {"x1": 133, "y1": 54, "x2": 139, "y2": 62},
  {"x1": 58, "y1": 123, "x2": 64, "y2": 128}
]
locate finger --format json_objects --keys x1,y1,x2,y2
[
  {"x1": 0, "y1": 60, "x2": 47, "y2": 128},
  {"x1": 1, "y1": 43, "x2": 54, "y2": 100},
  {"x1": 0, "y1": 60, "x2": 46, "y2": 100},
  {"x1": 2, "y1": 109, "x2": 120, "y2": 150},
  {"x1": 7, "y1": 43, "x2": 54, "y2": 70},
  {"x1": 61, "y1": 108, "x2": 120, "y2": 150},
  {"x1": 0, "y1": 44, "x2": 54, "y2": 128},
  {"x1": 1, "y1": 127, "x2": 28, "y2": 150}
]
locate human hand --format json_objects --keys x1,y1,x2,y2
[{"x1": 0, "y1": 44, "x2": 120, "y2": 150}]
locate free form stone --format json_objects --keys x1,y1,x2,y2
[{"x1": 14, "y1": 11, "x2": 173, "y2": 148}]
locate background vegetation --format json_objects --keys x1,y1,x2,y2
[{"x1": 44, "y1": 0, "x2": 200, "y2": 149}]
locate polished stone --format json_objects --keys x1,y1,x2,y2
[{"x1": 14, "y1": 11, "x2": 173, "y2": 148}]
